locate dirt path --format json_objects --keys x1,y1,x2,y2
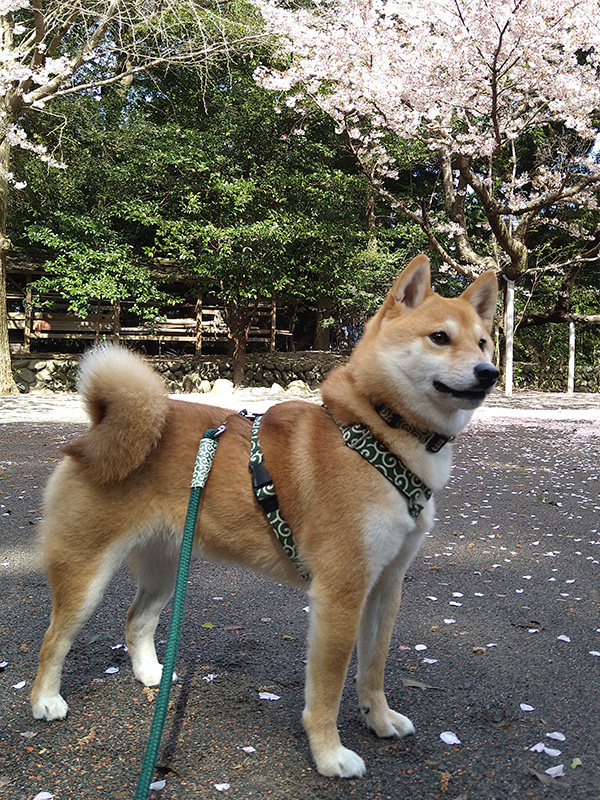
[{"x1": 1, "y1": 391, "x2": 599, "y2": 799}]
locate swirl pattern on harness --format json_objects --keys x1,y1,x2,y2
[{"x1": 340, "y1": 423, "x2": 431, "y2": 521}]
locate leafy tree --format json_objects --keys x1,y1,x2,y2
[
  {"x1": 511, "y1": 243, "x2": 600, "y2": 389},
  {"x1": 0, "y1": 0, "x2": 263, "y2": 392},
  {"x1": 12, "y1": 57, "x2": 421, "y2": 382},
  {"x1": 142, "y1": 62, "x2": 416, "y2": 379}
]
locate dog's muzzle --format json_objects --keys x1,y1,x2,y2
[{"x1": 434, "y1": 362, "x2": 499, "y2": 403}]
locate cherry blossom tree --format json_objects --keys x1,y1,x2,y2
[
  {"x1": 255, "y1": 0, "x2": 600, "y2": 391},
  {"x1": 0, "y1": 0, "x2": 261, "y2": 393}
]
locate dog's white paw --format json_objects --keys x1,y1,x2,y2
[
  {"x1": 32, "y1": 693, "x2": 69, "y2": 721},
  {"x1": 363, "y1": 706, "x2": 415, "y2": 739},
  {"x1": 134, "y1": 662, "x2": 178, "y2": 687},
  {"x1": 314, "y1": 745, "x2": 367, "y2": 778}
]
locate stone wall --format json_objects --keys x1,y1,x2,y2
[
  {"x1": 11, "y1": 352, "x2": 349, "y2": 394},
  {"x1": 11, "y1": 351, "x2": 600, "y2": 394},
  {"x1": 576, "y1": 363, "x2": 600, "y2": 393},
  {"x1": 514, "y1": 361, "x2": 600, "y2": 393}
]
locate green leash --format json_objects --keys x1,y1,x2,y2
[
  {"x1": 134, "y1": 427, "x2": 223, "y2": 800},
  {"x1": 132, "y1": 412, "x2": 431, "y2": 796}
]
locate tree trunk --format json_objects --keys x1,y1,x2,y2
[
  {"x1": 194, "y1": 291, "x2": 203, "y2": 356},
  {"x1": 314, "y1": 301, "x2": 331, "y2": 350},
  {"x1": 270, "y1": 295, "x2": 276, "y2": 352},
  {"x1": 224, "y1": 298, "x2": 256, "y2": 387},
  {"x1": 0, "y1": 139, "x2": 19, "y2": 394},
  {"x1": 232, "y1": 332, "x2": 247, "y2": 387},
  {"x1": 0, "y1": 251, "x2": 18, "y2": 394}
]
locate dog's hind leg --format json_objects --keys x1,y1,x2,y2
[
  {"x1": 32, "y1": 540, "x2": 129, "y2": 721},
  {"x1": 125, "y1": 534, "x2": 179, "y2": 687},
  {"x1": 355, "y1": 557, "x2": 415, "y2": 740},
  {"x1": 302, "y1": 581, "x2": 367, "y2": 778}
]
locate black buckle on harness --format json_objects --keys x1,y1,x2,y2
[
  {"x1": 426, "y1": 433, "x2": 451, "y2": 453},
  {"x1": 249, "y1": 461, "x2": 280, "y2": 514}
]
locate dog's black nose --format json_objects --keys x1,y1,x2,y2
[{"x1": 474, "y1": 363, "x2": 499, "y2": 389}]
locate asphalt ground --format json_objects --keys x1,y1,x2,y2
[{"x1": 0, "y1": 389, "x2": 599, "y2": 800}]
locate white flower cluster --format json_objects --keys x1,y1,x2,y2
[
  {"x1": 5, "y1": 123, "x2": 66, "y2": 170},
  {"x1": 0, "y1": 4, "x2": 73, "y2": 185},
  {"x1": 255, "y1": 0, "x2": 600, "y2": 206},
  {"x1": 0, "y1": 168, "x2": 26, "y2": 189},
  {"x1": 0, "y1": 0, "x2": 30, "y2": 14}
]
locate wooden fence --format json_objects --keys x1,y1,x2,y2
[{"x1": 7, "y1": 273, "x2": 292, "y2": 356}]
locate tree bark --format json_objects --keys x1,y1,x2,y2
[
  {"x1": 194, "y1": 291, "x2": 203, "y2": 356},
  {"x1": 0, "y1": 249, "x2": 18, "y2": 394},
  {"x1": 518, "y1": 310, "x2": 600, "y2": 326},
  {"x1": 0, "y1": 137, "x2": 19, "y2": 394},
  {"x1": 224, "y1": 298, "x2": 258, "y2": 386},
  {"x1": 232, "y1": 331, "x2": 247, "y2": 387}
]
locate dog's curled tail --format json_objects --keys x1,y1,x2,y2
[{"x1": 62, "y1": 344, "x2": 169, "y2": 483}]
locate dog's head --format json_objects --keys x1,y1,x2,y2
[{"x1": 351, "y1": 255, "x2": 499, "y2": 433}]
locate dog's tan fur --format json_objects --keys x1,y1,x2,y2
[{"x1": 31, "y1": 256, "x2": 498, "y2": 778}]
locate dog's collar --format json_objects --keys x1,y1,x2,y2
[
  {"x1": 338, "y1": 422, "x2": 432, "y2": 521},
  {"x1": 376, "y1": 404, "x2": 454, "y2": 453}
]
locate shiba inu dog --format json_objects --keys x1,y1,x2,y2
[{"x1": 31, "y1": 255, "x2": 498, "y2": 778}]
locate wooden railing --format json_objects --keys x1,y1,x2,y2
[{"x1": 7, "y1": 295, "x2": 292, "y2": 355}]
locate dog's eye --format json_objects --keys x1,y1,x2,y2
[
  {"x1": 429, "y1": 331, "x2": 450, "y2": 346},
  {"x1": 479, "y1": 338, "x2": 487, "y2": 352}
]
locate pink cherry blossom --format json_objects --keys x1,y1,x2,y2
[{"x1": 255, "y1": 0, "x2": 600, "y2": 281}]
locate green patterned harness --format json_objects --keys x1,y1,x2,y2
[
  {"x1": 190, "y1": 410, "x2": 433, "y2": 585},
  {"x1": 246, "y1": 413, "x2": 433, "y2": 581},
  {"x1": 248, "y1": 415, "x2": 311, "y2": 582},
  {"x1": 189, "y1": 412, "x2": 312, "y2": 582},
  {"x1": 339, "y1": 423, "x2": 432, "y2": 521}
]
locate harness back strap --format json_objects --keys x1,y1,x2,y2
[
  {"x1": 249, "y1": 416, "x2": 311, "y2": 582},
  {"x1": 340, "y1": 423, "x2": 432, "y2": 521}
]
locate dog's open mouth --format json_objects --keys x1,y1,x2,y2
[{"x1": 433, "y1": 380, "x2": 487, "y2": 402}]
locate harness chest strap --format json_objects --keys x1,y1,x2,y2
[
  {"x1": 339, "y1": 423, "x2": 432, "y2": 521},
  {"x1": 247, "y1": 414, "x2": 433, "y2": 584},
  {"x1": 189, "y1": 413, "x2": 432, "y2": 585}
]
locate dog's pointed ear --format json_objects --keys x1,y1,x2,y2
[
  {"x1": 461, "y1": 270, "x2": 498, "y2": 329},
  {"x1": 388, "y1": 255, "x2": 431, "y2": 310}
]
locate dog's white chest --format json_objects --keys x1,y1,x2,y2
[{"x1": 362, "y1": 483, "x2": 433, "y2": 589}]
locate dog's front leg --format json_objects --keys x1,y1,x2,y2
[
  {"x1": 355, "y1": 558, "x2": 415, "y2": 740},
  {"x1": 302, "y1": 583, "x2": 366, "y2": 778}
]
